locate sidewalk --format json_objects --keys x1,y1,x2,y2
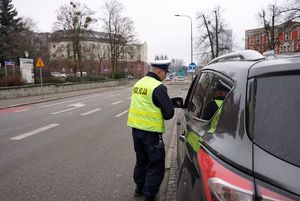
[
  {"x1": 0, "y1": 86, "x2": 127, "y2": 109},
  {"x1": 160, "y1": 115, "x2": 178, "y2": 201}
]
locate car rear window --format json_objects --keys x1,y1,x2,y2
[{"x1": 251, "y1": 74, "x2": 300, "y2": 167}]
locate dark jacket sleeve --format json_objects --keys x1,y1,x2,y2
[
  {"x1": 202, "y1": 101, "x2": 218, "y2": 120},
  {"x1": 152, "y1": 84, "x2": 174, "y2": 120}
]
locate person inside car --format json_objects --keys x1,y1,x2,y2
[{"x1": 202, "y1": 81, "x2": 229, "y2": 121}]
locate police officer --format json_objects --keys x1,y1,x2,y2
[{"x1": 127, "y1": 60, "x2": 174, "y2": 201}]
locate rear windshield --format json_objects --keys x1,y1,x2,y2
[{"x1": 251, "y1": 74, "x2": 300, "y2": 167}]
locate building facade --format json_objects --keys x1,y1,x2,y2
[
  {"x1": 49, "y1": 30, "x2": 149, "y2": 78},
  {"x1": 245, "y1": 23, "x2": 300, "y2": 53}
]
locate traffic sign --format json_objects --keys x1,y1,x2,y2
[
  {"x1": 35, "y1": 57, "x2": 45, "y2": 68},
  {"x1": 188, "y1": 62, "x2": 196, "y2": 72}
]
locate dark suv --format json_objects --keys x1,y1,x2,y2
[{"x1": 172, "y1": 50, "x2": 300, "y2": 201}]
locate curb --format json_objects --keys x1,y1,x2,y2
[{"x1": 159, "y1": 113, "x2": 178, "y2": 201}]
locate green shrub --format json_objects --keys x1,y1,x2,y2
[
  {"x1": 0, "y1": 68, "x2": 5, "y2": 77},
  {"x1": 65, "y1": 76, "x2": 82, "y2": 82},
  {"x1": 44, "y1": 77, "x2": 66, "y2": 84},
  {"x1": 85, "y1": 75, "x2": 104, "y2": 81},
  {"x1": 114, "y1": 72, "x2": 126, "y2": 79}
]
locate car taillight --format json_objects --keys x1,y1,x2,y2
[
  {"x1": 198, "y1": 148, "x2": 254, "y2": 201},
  {"x1": 198, "y1": 149, "x2": 293, "y2": 201}
]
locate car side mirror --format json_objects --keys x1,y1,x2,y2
[{"x1": 171, "y1": 97, "x2": 184, "y2": 108}]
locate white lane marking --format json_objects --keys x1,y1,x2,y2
[
  {"x1": 40, "y1": 99, "x2": 78, "y2": 108},
  {"x1": 109, "y1": 93, "x2": 121, "y2": 98},
  {"x1": 111, "y1": 100, "x2": 123, "y2": 105},
  {"x1": 39, "y1": 94, "x2": 107, "y2": 108},
  {"x1": 80, "y1": 108, "x2": 102, "y2": 116},
  {"x1": 10, "y1": 124, "x2": 60, "y2": 140},
  {"x1": 115, "y1": 109, "x2": 128, "y2": 117},
  {"x1": 51, "y1": 103, "x2": 86, "y2": 115}
]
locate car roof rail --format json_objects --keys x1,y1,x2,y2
[{"x1": 208, "y1": 50, "x2": 265, "y2": 65}]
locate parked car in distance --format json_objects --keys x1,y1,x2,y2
[
  {"x1": 128, "y1": 75, "x2": 134, "y2": 80},
  {"x1": 175, "y1": 75, "x2": 185, "y2": 81},
  {"x1": 177, "y1": 76, "x2": 185, "y2": 81},
  {"x1": 51, "y1": 72, "x2": 66, "y2": 78},
  {"x1": 76, "y1": 72, "x2": 87, "y2": 77},
  {"x1": 172, "y1": 50, "x2": 300, "y2": 201},
  {"x1": 166, "y1": 74, "x2": 173, "y2": 81}
]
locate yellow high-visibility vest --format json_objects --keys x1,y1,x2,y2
[
  {"x1": 208, "y1": 99, "x2": 223, "y2": 133},
  {"x1": 127, "y1": 76, "x2": 164, "y2": 133}
]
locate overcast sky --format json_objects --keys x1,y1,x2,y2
[{"x1": 13, "y1": 0, "x2": 277, "y2": 65}]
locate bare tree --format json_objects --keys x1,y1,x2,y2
[
  {"x1": 97, "y1": 51, "x2": 105, "y2": 75},
  {"x1": 170, "y1": 58, "x2": 185, "y2": 73},
  {"x1": 101, "y1": 0, "x2": 136, "y2": 79},
  {"x1": 81, "y1": 43, "x2": 97, "y2": 74},
  {"x1": 283, "y1": 0, "x2": 300, "y2": 21},
  {"x1": 154, "y1": 54, "x2": 168, "y2": 60},
  {"x1": 196, "y1": 6, "x2": 232, "y2": 61},
  {"x1": 53, "y1": 1, "x2": 95, "y2": 76},
  {"x1": 257, "y1": 1, "x2": 300, "y2": 51},
  {"x1": 18, "y1": 17, "x2": 39, "y2": 58}
]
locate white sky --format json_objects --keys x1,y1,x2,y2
[{"x1": 13, "y1": 0, "x2": 278, "y2": 65}]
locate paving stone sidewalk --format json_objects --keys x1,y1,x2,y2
[
  {"x1": 164, "y1": 136, "x2": 178, "y2": 201},
  {"x1": 159, "y1": 114, "x2": 178, "y2": 201}
]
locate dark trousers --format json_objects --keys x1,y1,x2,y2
[{"x1": 132, "y1": 128, "x2": 165, "y2": 198}]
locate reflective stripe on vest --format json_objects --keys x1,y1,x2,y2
[
  {"x1": 127, "y1": 76, "x2": 164, "y2": 133},
  {"x1": 208, "y1": 99, "x2": 223, "y2": 133}
]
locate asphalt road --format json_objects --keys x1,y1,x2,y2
[{"x1": 0, "y1": 84, "x2": 184, "y2": 201}]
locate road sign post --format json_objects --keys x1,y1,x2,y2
[
  {"x1": 104, "y1": 65, "x2": 108, "y2": 81},
  {"x1": 188, "y1": 62, "x2": 196, "y2": 80},
  {"x1": 35, "y1": 57, "x2": 45, "y2": 90}
]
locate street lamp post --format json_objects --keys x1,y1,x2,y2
[
  {"x1": 175, "y1": 14, "x2": 194, "y2": 80},
  {"x1": 174, "y1": 14, "x2": 193, "y2": 64}
]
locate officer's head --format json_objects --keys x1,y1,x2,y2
[
  {"x1": 150, "y1": 60, "x2": 171, "y2": 81},
  {"x1": 214, "y1": 81, "x2": 230, "y2": 98}
]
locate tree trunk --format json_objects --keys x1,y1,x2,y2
[{"x1": 203, "y1": 15, "x2": 215, "y2": 59}]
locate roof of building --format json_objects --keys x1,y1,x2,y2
[{"x1": 49, "y1": 30, "x2": 111, "y2": 43}]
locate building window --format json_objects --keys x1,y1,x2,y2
[
  {"x1": 256, "y1": 36, "x2": 260, "y2": 44},
  {"x1": 285, "y1": 32, "x2": 290, "y2": 40}
]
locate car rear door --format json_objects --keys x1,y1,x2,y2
[{"x1": 248, "y1": 74, "x2": 300, "y2": 199}]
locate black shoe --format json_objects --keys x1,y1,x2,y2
[{"x1": 134, "y1": 188, "x2": 143, "y2": 197}]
